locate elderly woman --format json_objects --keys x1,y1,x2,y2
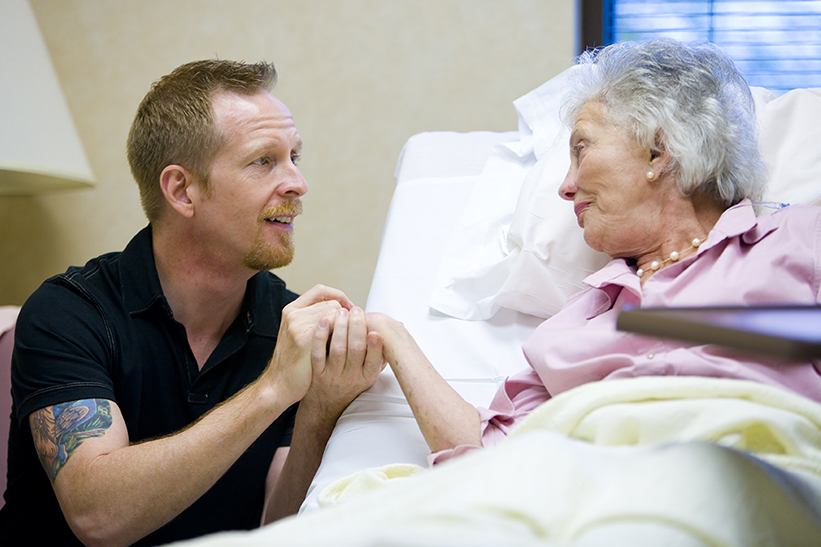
[{"x1": 364, "y1": 38, "x2": 821, "y2": 459}]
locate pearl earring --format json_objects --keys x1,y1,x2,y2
[{"x1": 646, "y1": 171, "x2": 657, "y2": 181}]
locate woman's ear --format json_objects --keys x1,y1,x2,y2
[
  {"x1": 649, "y1": 149, "x2": 671, "y2": 176},
  {"x1": 160, "y1": 165, "x2": 196, "y2": 218},
  {"x1": 648, "y1": 130, "x2": 671, "y2": 174}
]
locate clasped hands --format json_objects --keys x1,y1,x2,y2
[{"x1": 267, "y1": 285, "x2": 406, "y2": 419}]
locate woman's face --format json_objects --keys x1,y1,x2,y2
[{"x1": 558, "y1": 101, "x2": 664, "y2": 258}]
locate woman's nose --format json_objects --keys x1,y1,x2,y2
[{"x1": 558, "y1": 170, "x2": 577, "y2": 201}]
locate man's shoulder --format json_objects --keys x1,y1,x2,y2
[
  {"x1": 29, "y1": 227, "x2": 160, "y2": 315},
  {"x1": 16, "y1": 251, "x2": 125, "y2": 344},
  {"x1": 25, "y1": 250, "x2": 124, "y2": 309},
  {"x1": 57, "y1": 250, "x2": 124, "y2": 284},
  {"x1": 18, "y1": 230, "x2": 155, "y2": 335}
]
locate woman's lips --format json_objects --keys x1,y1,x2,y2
[{"x1": 574, "y1": 201, "x2": 590, "y2": 224}]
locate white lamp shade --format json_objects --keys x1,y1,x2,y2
[{"x1": 0, "y1": 0, "x2": 95, "y2": 194}]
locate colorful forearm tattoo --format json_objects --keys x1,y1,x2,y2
[{"x1": 31, "y1": 399, "x2": 113, "y2": 483}]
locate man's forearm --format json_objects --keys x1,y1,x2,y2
[
  {"x1": 55, "y1": 381, "x2": 294, "y2": 547},
  {"x1": 261, "y1": 302, "x2": 384, "y2": 525},
  {"x1": 262, "y1": 402, "x2": 340, "y2": 524}
]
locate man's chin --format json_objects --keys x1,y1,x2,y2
[
  {"x1": 244, "y1": 231, "x2": 296, "y2": 271},
  {"x1": 243, "y1": 247, "x2": 295, "y2": 271}
]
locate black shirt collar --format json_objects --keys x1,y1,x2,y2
[{"x1": 120, "y1": 225, "x2": 282, "y2": 338}]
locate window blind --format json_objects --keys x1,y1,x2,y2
[{"x1": 609, "y1": 0, "x2": 821, "y2": 95}]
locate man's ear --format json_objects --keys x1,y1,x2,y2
[{"x1": 160, "y1": 165, "x2": 196, "y2": 218}]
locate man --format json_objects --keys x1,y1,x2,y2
[{"x1": 0, "y1": 60, "x2": 383, "y2": 546}]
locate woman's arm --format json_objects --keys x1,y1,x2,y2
[{"x1": 365, "y1": 312, "x2": 482, "y2": 453}]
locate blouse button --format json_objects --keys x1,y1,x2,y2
[{"x1": 647, "y1": 353, "x2": 655, "y2": 359}]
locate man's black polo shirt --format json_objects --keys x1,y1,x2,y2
[{"x1": 0, "y1": 226, "x2": 299, "y2": 546}]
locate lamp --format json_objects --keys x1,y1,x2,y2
[{"x1": 0, "y1": 0, "x2": 94, "y2": 195}]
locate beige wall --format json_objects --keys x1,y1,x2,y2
[{"x1": 0, "y1": 0, "x2": 576, "y2": 307}]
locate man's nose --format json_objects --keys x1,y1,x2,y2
[{"x1": 277, "y1": 164, "x2": 308, "y2": 197}]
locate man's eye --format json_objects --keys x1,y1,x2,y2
[
  {"x1": 291, "y1": 154, "x2": 301, "y2": 165},
  {"x1": 572, "y1": 144, "x2": 584, "y2": 157},
  {"x1": 253, "y1": 157, "x2": 270, "y2": 166}
]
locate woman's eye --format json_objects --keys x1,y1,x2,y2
[
  {"x1": 572, "y1": 144, "x2": 584, "y2": 157},
  {"x1": 291, "y1": 154, "x2": 301, "y2": 165},
  {"x1": 253, "y1": 157, "x2": 270, "y2": 166}
]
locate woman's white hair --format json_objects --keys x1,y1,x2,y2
[{"x1": 561, "y1": 39, "x2": 767, "y2": 205}]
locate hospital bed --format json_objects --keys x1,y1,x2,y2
[{"x1": 303, "y1": 66, "x2": 821, "y2": 507}]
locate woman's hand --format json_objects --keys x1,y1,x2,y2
[{"x1": 363, "y1": 311, "x2": 416, "y2": 365}]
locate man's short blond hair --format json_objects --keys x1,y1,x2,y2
[{"x1": 126, "y1": 60, "x2": 277, "y2": 222}]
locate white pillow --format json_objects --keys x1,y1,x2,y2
[
  {"x1": 429, "y1": 67, "x2": 609, "y2": 320},
  {"x1": 430, "y1": 71, "x2": 821, "y2": 321},
  {"x1": 755, "y1": 86, "x2": 821, "y2": 207}
]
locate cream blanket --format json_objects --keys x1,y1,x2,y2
[{"x1": 169, "y1": 376, "x2": 821, "y2": 546}]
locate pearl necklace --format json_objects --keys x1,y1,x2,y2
[{"x1": 636, "y1": 237, "x2": 704, "y2": 277}]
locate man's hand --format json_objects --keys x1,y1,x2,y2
[
  {"x1": 264, "y1": 285, "x2": 354, "y2": 405},
  {"x1": 302, "y1": 306, "x2": 385, "y2": 420}
]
